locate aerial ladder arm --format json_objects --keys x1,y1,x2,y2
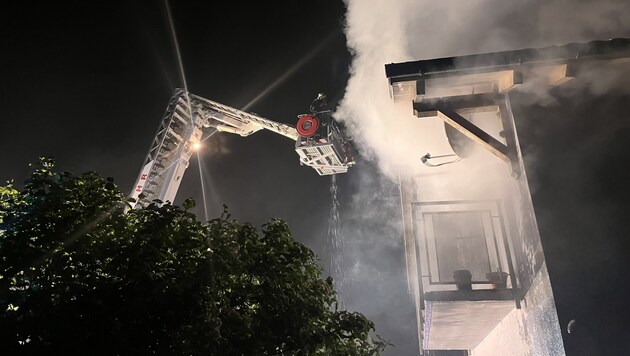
[
  {"x1": 189, "y1": 93, "x2": 299, "y2": 140},
  {"x1": 130, "y1": 89, "x2": 355, "y2": 209}
]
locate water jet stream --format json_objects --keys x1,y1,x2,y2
[{"x1": 327, "y1": 174, "x2": 347, "y2": 308}]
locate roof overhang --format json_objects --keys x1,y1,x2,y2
[
  {"x1": 386, "y1": 38, "x2": 630, "y2": 84},
  {"x1": 386, "y1": 38, "x2": 630, "y2": 102}
]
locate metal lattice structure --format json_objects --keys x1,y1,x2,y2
[
  {"x1": 131, "y1": 89, "x2": 355, "y2": 208},
  {"x1": 294, "y1": 113, "x2": 355, "y2": 175},
  {"x1": 189, "y1": 93, "x2": 299, "y2": 140},
  {"x1": 131, "y1": 89, "x2": 205, "y2": 208}
]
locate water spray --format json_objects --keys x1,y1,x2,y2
[{"x1": 327, "y1": 174, "x2": 348, "y2": 309}]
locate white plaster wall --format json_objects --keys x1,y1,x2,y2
[
  {"x1": 472, "y1": 263, "x2": 565, "y2": 356},
  {"x1": 409, "y1": 105, "x2": 565, "y2": 355},
  {"x1": 471, "y1": 307, "x2": 528, "y2": 356}
]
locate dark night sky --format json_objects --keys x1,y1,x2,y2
[
  {"x1": 1, "y1": 0, "x2": 352, "y2": 239},
  {"x1": 2, "y1": 1, "x2": 630, "y2": 355},
  {"x1": 1, "y1": 1, "x2": 418, "y2": 355},
  {"x1": 514, "y1": 87, "x2": 630, "y2": 355}
]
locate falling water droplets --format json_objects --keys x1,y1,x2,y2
[{"x1": 327, "y1": 174, "x2": 347, "y2": 309}]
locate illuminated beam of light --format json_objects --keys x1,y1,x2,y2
[
  {"x1": 196, "y1": 152, "x2": 209, "y2": 221},
  {"x1": 30, "y1": 203, "x2": 125, "y2": 273},
  {"x1": 196, "y1": 130, "x2": 221, "y2": 220},
  {"x1": 163, "y1": 0, "x2": 194, "y2": 125},
  {"x1": 201, "y1": 128, "x2": 218, "y2": 142},
  {"x1": 241, "y1": 31, "x2": 337, "y2": 112},
  {"x1": 164, "y1": 0, "x2": 188, "y2": 93},
  {"x1": 197, "y1": 153, "x2": 222, "y2": 216}
]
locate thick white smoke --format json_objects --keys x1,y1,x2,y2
[
  {"x1": 337, "y1": 0, "x2": 630, "y2": 178},
  {"x1": 333, "y1": 1, "x2": 630, "y2": 354}
]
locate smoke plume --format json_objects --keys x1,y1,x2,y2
[
  {"x1": 337, "y1": 0, "x2": 630, "y2": 178},
  {"x1": 334, "y1": 1, "x2": 630, "y2": 355}
]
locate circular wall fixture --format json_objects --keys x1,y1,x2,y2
[{"x1": 445, "y1": 122, "x2": 474, "y2": 158}]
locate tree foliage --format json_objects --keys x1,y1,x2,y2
[{"x1": 0, "y1": 158, "x2": 386, "y2": 355}]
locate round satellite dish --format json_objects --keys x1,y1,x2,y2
[{"x1": 444, "y1": 122, "x2": 474, "y2": 158}]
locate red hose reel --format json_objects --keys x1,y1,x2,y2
[{"x1": 296, "y1": 114, "x2": 319, "y2": 137}]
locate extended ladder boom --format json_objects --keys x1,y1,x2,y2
[
  {"x1": 189, "y1": 94, "x2": 299, "y2": 140},
  {"x1": 130, "y1": 89, "x2": 204, "y2": 209},
  {"x1": 131, "y1": 89, "x2": 355, "y2": 209}
]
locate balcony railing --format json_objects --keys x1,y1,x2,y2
[{"x1": 412, "y1": 199, "x2": 520, "y2": 307}]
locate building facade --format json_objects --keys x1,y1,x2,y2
[{"x1": 385, "y1": 39, "x2": 630, "y2": 355}]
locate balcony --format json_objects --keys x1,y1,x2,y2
[{"x1": 412, "y1": 200, "x2": 520, "y2": 351}]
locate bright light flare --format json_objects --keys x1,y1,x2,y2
[
  {"x1": 241, "y1": 31, "x2": 336, "y2": 112},
  {"x1": 191, "y1": 142, "x2": 202, "y2": 151}
]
